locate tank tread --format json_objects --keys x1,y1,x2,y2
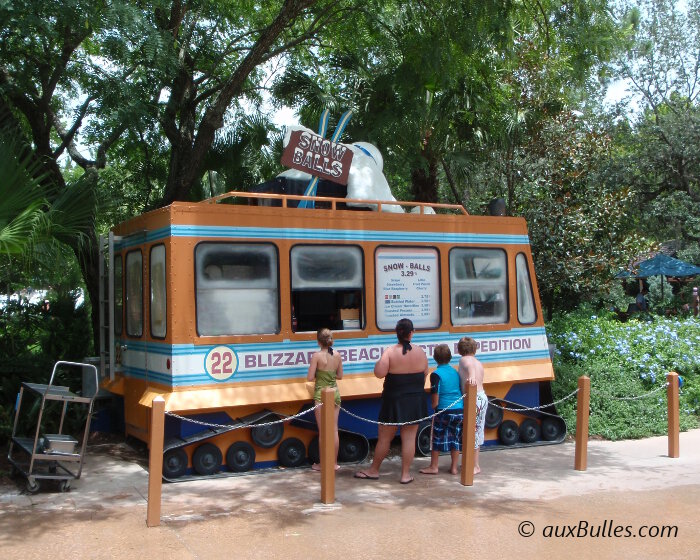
[
  {"x1": 483, "y1": 396, "x2": 567, "y2": 451},
  {"x1": 162, "y1": 409, "x2": 369, "y2": 482}
]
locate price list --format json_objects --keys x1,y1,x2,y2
[{"x1": 375, "y1": 248, "x2": 439, "y2": 329}]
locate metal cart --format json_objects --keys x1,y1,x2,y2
[{"x1": 8, "y1": 361, "x2": 99, "y2": 493}]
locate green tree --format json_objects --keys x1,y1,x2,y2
[
  {"x1": 1, "y1": 0, "x2": 373, "y2": 350},
  {"x1": 612, "y1": 0, "x2": 700, "y2": 251}
]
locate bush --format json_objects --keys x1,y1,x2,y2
[
  {"x1": 547, "y1": 306, "x2": 700, "y2": 439},
  {"x1": 0, "y1": 292, "x2": 91, "y2": 443}
]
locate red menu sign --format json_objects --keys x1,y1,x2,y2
[{"x1": 281, "y1": 130, "x2": 354, "y2": 185}]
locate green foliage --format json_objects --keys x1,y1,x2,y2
[
  {"x1": 0, "y1": 292, "x2": 91, "y2": 443},
  {"x1": 547, "y1": 307, "x2": 700, "y2": 439}
]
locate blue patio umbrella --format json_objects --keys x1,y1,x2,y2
[{"x1": 617, "y1": 254, "x2": 700, "y2": 300}]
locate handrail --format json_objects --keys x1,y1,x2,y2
[{"x1": 200, "y1": 190, "x2": 469, "y2": 215}]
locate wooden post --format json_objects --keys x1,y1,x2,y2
[
  {"x1": 146, "y1": 396, "x2": 165, "y2": 527},
  {"x1": 320, "y1": 387, "x2": 336, "y2": 504},
  {"x1": 667, "y1": 372, "x2": 680, "y2": 458},
  {"x1": 460, "y1": 382, "x2": 477, "y2": 486},
  {"x1": 574, "y1": 376, "x2": 590, "y2": 471}
]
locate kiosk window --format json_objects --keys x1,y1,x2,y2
[
  {"x1": 375, "y1": 247, "x2": 440, "y2": 330},
  {"x1": 291, "y1": 245, "x2": 363, "y2": 332},
  {"x1": 516, "y1": 253, "x2": 537, "y2": 324},
  {"x1": 114, "y1": 255, "x2": 123, "y2": 336},
  {"x1": 450, "y1": 248, "x2": 507, "y2": 325},
  {"x1": 150, "y1": 244, "x2": 167, "y2": 338},
  {"x1": 195, "y1": 243, "x2": 279, "y2": 335},
  {"x1": 125, "y1": 250, "x2": 143, "y2": 337}
]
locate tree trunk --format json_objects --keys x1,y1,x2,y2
[{"x1": 411, "y1": 138, "x2": 439, "y2": 203}]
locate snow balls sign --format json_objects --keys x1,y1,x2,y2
[
  {"x1": 375, "y1": 247, "x2": 440, "y2": 330},
  {"x1": 281, "y1": 129, "x2": 354, "y2": 185}
]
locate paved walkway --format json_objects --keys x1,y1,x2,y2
[{"x1": 1, "y1": 430, "x2": 699, "y2": 559}]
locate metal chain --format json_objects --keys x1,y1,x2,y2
[
  {"x1": 162, "y1": 381, "x2": 668, "y2": 432},
  {"x1": 164, "y1": 402, "x2": 323, "y2": 430},
  {"x1": 593, "y1": 382, "x2": 670, "y2": 401},
  {"x1": 339, "y1": 392, "x2": 470, "y2": 427},
  {"x1": 488, "y1": 388, "x2": 580, "y2": 412}
]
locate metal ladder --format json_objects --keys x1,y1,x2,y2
[{"x1": 98, "y1": 232, "x2": 118, "y2": 381}]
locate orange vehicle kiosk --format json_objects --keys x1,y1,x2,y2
[{"x1": 99, "y1": 190, "x2": 565, "y2": 480}]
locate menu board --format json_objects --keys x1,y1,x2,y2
[{"x1": 375, "y1": 247, "x2": 439, "y2": 329}]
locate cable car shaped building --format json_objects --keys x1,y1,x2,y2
[{"x1": 99, "y1": 189, "x2": 565, "y2": 480}]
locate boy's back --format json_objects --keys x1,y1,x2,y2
[{"x1": 458, "y1": 354, "x2": 484, "y2": 394}]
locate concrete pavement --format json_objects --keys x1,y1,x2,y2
[{"x1": 1, "y1": 430, "x2": 699, "y2": 559}]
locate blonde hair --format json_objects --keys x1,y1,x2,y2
[
  {"x1": 317, "y1": 328, "x2": 333, "y2": 348},
  {"x1": 457, "y1": 337, "x2": 478, "y2": 356}
]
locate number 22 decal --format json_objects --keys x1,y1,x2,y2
[{"x1": 205, "y1": 346, "x2": 238, "y2": 381}]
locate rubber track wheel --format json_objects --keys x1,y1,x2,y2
[
  {"x1": 498, "y1": 420, "x2": 519, "y2": 446},
  {"x1": 226, "y1": 441, "x2": 256, "y2": 472},
  {"x1": 484, "y1": 399, "x2": 504, "y2": 429},
  {"x1": 415, "y1": 422, "x2": 432, "y2": 457},
  {"x1": 163, "y1": 448, "x2": 188, "y2": 478},
  {"x1": 541, "y1": 416, "x2": 566, "y2": 441},
  {"x1": 192, "y1": 443, "x2": 223, "y2": 475},
  {"x1": 277, "y1": 437, "x2": 306, "y2": 468},
  {"x1": 518, "y1": 418, "x2": 541, "y2": 444}
]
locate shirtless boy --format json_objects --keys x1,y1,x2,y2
[{"x1": 457, "y1": 337, "x2": 487, "y2": 475}]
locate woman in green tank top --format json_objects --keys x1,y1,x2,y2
[{"x1": 307, "y1": 328, "x2": 344, "y2": 471}]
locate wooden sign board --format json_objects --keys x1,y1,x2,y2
[{"x1": 281, "y1": 130, "x2": 354, "y2": 185}]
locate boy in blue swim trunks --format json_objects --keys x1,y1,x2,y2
[{"x1": 419, "y1": 344, "x2": 464, "y2": 475}]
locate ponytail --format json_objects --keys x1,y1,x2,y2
[{"x1": 395, "y1": 318, "x2": 414, "y2": 355}]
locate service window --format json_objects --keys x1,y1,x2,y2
[
  {"x1": 450, "y1": 248, "x2": 507, "y2": 325},
  {"x1": 516, "y1": 253, "x2": 537, "y2": 324},
  {"x1": 125, "y1": 250, "x2": 143, "y2": 337},
  {"x1": 291, "y1": 245, "x2": 364, "y2": 332},
  {"x1": 375, "y1": 247, "x2": 440, "y2": 330},
  {"x1": 150, "y1": 244, "x2": 167, "y2": 338},
  {"x1": 114, "y1": 255, "x2": 123, "y2": 336},
  {"x1": 195, "y1": 243, "x2": 279, "y2": 335}
]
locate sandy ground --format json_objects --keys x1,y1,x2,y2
[{"x1": 1, "y1": 430, "x2": 699, "y2": 560}]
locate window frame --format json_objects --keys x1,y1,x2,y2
[
  {"x1": 194, "y1": 241, "x2": 281, "y2": 337},
  {"x1": 290, "y1": 243, "x2": 366, "y2": 332},
  {"x1": 113, "y1": 254, "x2": 123, "y2": 336},
  {"x1": 515, "y1": 252, "x2": 538, "y2": 324},
  {"x1": 374, "y1": 245, "x2": 442, "y2": 331},
  {"x1": 448, "y1": 246, "x2": 509, "y2": 326},
  {"x1": 125, "y1": 249, "x2": 143, "y2": 338},
  {"x1": 149, "y1": 244, "x2": 167, "y2": 339}
]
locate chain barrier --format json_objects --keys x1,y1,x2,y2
[
  {"x1": 164, "y1": 402, "x2": 323, "y2": 430},
  {"x1": 592, "y1": 382, "x2": 670, "y2": 401},
  {"x1": 488, "y1": 388, "x2": 580, "y2": 412},
  {"x1": 162, "y1": 380, "x2": 670, "y2": 431}
]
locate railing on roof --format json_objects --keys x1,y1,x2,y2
[{"x1": 200, "y1": 190, "x2": 469, "y2": 215}]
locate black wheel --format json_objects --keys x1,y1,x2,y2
[
  {"x1": 518, "y1": 418, "x2": 541, "y2": 444},
  {"x1": 308, "y1": 436, "x2": 320, "y2": 465},
  {"x1": 277, "y1": 437, "x2": 306, "y2": 468},
  {"x1": 226, "y1": 442, "x2": 256, "y2": 472},
  {"x1": 192, "y1": 443, "x2": 223, "y2": 476},
  {"x1": 415, "y1": 421, "x2": 432, "y2": 457},
  {"x1": 485, "y1": 398, "x2": 504, "y2": 429},
  {"x1": 163, "y1": 448, "x2": 188, "y2": 478},
  {"x1": 498, "y1": 420, "x2": 519, "y2": 446},
  {"x1": 58, "y1": 480, "x2": 71, "y2": 492},
  {"x1": 250, "y1": 416, "x2": 284, "y2": 448},
  {"x1": 26, "y1": 478, "x2": 40, "y2": 494},
  {"x1": 338, "y1": 434, "x2": 369, "y2": 463},
  {"x1": 541, "y1": 417, "x2": 566, "y2": 441}
]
